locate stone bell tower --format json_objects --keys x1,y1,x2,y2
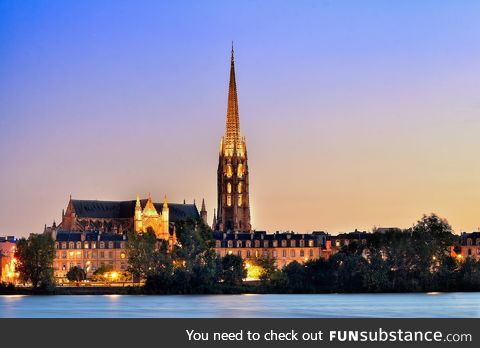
[{"x1": 215, "y1": 45, "x2": 251, "y2": 233}]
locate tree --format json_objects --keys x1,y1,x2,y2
[
  {"x1": 221, "y1": 254, "x2": 246, "y2": 286},
  {"x1": 126, "y1": 228, "x2": 172, "y2": 282},
  {"x1": 15, "y1": 233, "x2": 56, "y2": 289},
  {"x1": 66, "y1": 266, "x2": 86, "y2": 286}
]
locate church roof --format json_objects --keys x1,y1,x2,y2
[{"x1": 71, "y1": 199, "x2": 199, "y2": 222}]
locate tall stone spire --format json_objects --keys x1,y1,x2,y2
[
  {"x1": 215, "y1": 45, "x2": 251, "y2": 233},
  {"x1": 223, "y1": 43, "x2": 243, "y2": 156}
]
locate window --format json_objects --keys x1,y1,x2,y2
[
  {"x1": 290, "y1": 250, "x2": 295, "y2": 257},
  {"x1": 100, "y1": 252, "x2": 105, "y2": 259},
  {"x1": 62, "y1": 242, "x2": 66, "y2": 249},
  {"x1": 216, "y1": 240, "x2": 221, "y2": 248},
  {"x1": 309, "y1": 249, "x2": 314, "y2": 257},
  {"x1": 282, "y1": 250, "x2": 286, "y2": 258},
  {"x1": 76, "y1": 242, "x2": 81, "y2": 249},
  {"x1": 108, "y1": 242, "x2": 114, "y2": 249},
  {"x1": 254, "y1": 240, "x2": 260, "y2": 248},
  {"x1": 238, "y1": 195, "x2": 242, "y2": 207},
  {"x1": 290, "y1": 240, "x2": 296, "y2": 247},
  {"x1": 237, "y1": 163, "x2": 243, "y2": 178},
  {"x1": 281, "y1": 240, "x2": 287, "y2": 247},
  {"x1": 246, "y1": 250, "x2": 251, "y2": 257},
  {"x1": 308, "y1": 240, "x2": 314, "y2": 247},
  {"x1": 226, "y1": 164, "x2": 232, "y2": 178},
  {"x1": 84, "y1": 242, "x2": 89, "y2": 249},
  {"x1": 273, "y1": 241, "x2": 278, "y2": 247},
  {"x1": 246, "y1": 241, "x2": 251, "y2": 248},
  {"x1": 468, "y1": 248, "x2": 472, "y2": 256},
  {"x1": 227, "y1": 195, "x2": 232, "y2": 207},
  {"x1": 69, "y1": 242, "x2": 74, "y2": 249},
  {"x1": 91, "y1": 242, "x2": 96, "y2": 249},
  {"x1": 272, "y1": 251, "x2": 277, "y2": 258},
  {"x1": 300, "y1": 250, "x2": 305, "y2": 257},
  {"x1": 227, "y1": 240, "x2": 233, "y2": 248},
  {"x1": 120, "y1": 262, "x2": 126, "y2": 270},
  {"x1": 237, "y1": 250, "x2": 242, "y2": 257},
  {"x1": 227, "y1": 182, "x2": 232, "y2": 193},
  {"x1": 55, "y1": 242, "x2": 59, "y2": 249},
  {"x1": 108, "y1": 251, "x2": 113, "y2": 259},
  {"x1": 264, "y1": 241, "x2": 269, "y2": 247},
  {"x1": 263, "y1": 251, "x2": 268, "y2": 258},
  {"x1": 84, "y1": 251, "x2": 89, "y2": 259},
  {"x1": 99, "y1": 242, "x2": 105, "y2": 249},
  {"x1": 120, "y1": 242, "x2": 125, "y2": 249},
  {"x1": 467, "y1": 239, "x2": 472, "y2": 246},
  {"x1": 299, "y1": 240, "x2": 305, "y2": 247},
  {"x1": 238, "y1": 182, "x2": 243, "y2": 193},
  {"x1": 61, "y1": 251, "x2": 67, "y2": 259},
  {"x1": 92, "y1": 252, "x2": 97, "y2": 259},
  {"x1": 236, "y1": 241, "x2": 242, "y2": 248}
]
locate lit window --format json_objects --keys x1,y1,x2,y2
[
  {"x1": 226, "y1": 164, "x2": 232, "y2": 178},
  {"x1": 120, "y1": 252, "x2": 126, "y2": 259},
  {"x1": 76, "y1": 242, "x2": 81, "y2": 249},
  {"x1": 247, "y1": 250, "x2": 251, "y2": 257},
  {"x1": 290, "y1": 250, "x2": 296, "y2": 257},
  {"x1": 246, "y1": 241, "x2": 251, "y2": 248},
  {"x1": 227, "y1": 182, "x2": 232, "y2": 193},
  {"x1": 238, "y1": 195, "x2": 242, "y2": 207},
  {"x1": 100, "y1": 242, "x2": 105, "y2": 249},
  {"x1": 91, "y1": 242, "x2": 96, "y2": 249},
  {"x1": 237, "y1": 163, "x2": 243, "y2": 178},
  {"x1": 227, "y1": 195, "x2": 232, "y2": 207},
  {"x1": 84, "y1": 242, "x2": 89, "y2": 249},
  {"x1": 108, "y1": 242, "x2": 114, "y2": 249},
  {"x1": 238, "y1": 182, "x2": 243, "y2": 193}
]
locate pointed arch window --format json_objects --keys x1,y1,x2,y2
[
  {"x1": 238, "y1": 182, "x2": 243, "y2": 193},
  {"x1": 226, "y1": 164, "x2": 233, "y2": 178},
  {"x1": 238, "y1": 195, "x2": 242, "y2": 207},
  {"x1": 237, "y1": 163, "x2": 243, "y2": 178},
  {"x1": 227, "y1": 195, "x2": 232, "y2": 207},
  {"x1": 227, "y1": 182, "x2": 232, "y2": 193}
]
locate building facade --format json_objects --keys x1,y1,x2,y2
[
  {"x1": 50, "y1": 195, "x2": 200, "y2": 281},
  {"x1": 0, "y1": 236, "x2": 17, "y2": 283},
  {"x1": 458, "y1": 232, "x2": 480, "y2": 260}
]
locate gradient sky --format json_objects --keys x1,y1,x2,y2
[{"x1": 1, "y1": 1, "x2": 480, "y2": 236}]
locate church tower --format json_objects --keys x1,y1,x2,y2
[{"x1": 215, "y1": 45, "x2": 251, "y2": 233}]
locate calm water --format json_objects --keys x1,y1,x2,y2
[{"x1": 0, "y1": 293, "x2": 479, "y2": 318}]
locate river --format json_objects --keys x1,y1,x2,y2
[{"x1": 0, "y1": 293, "x2": 479, "y2": 318}]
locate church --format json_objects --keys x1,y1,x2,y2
[{"x1": 47, "y1": 46, "x2": 337, "y2": 281}]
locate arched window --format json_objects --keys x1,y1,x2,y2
[
  {"x1": 236, "y1": 241, "x2": 242, "y2": 248},
  {"x1": 238, "y1": 182, "x2": 243, "y2": 193},
  {"x1": 226, "y1": 164, "x2": 233, "y2": 178},
  {"x1": 238, "y1": 195, "x2": 242, "y2": 207},
  {"x1": 227, "y1": 240, "x2": 233, "y2": 248},
  {"x1": 76, "y1": 242, "x2": 81, "y2": 249},
  {"x1": 237, "y1": 163, "x2": 243, "y2": 178},
  {"x1": 227, "y1": 182, "x2": 232, "y2": 193},
  {"x1": 69, "y1": 242, "x2": 74, "y2": 249},
  {"x1": 246, "y1": 241, "x2": 251, "y2": 248},
  {"x1": 227, "y1": 195, "x2": 232, "y2": 207}
]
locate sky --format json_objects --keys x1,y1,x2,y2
[{"x1": 1, "y1": 0, "x2": 480, "y2": 236}]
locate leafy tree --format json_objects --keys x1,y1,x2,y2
[
  {"x1": 66, "y1": 266, "x2": 86, "y2": 285},
  {"x1": 283, "y1": 261, "x2": 307, "y2": 292},
  {"x1": 15, "y1": 233, "x2": 55, "y2": 289},
  {"x1": 126, "y1": 228, "x2": 172, "y2": 281},
  {"x1": 221, "y1": 254, "x2": 246, "y2": 286},
  {"x1": 172, "y1": 219, "x2": 221, "y2": 291}
]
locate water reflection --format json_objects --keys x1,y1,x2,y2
[{"x1": 0, "y1": 293, "x2": 479, "y2": 318}]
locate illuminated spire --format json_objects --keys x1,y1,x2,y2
[
  {"x1": 163, "y1": 195, "x2": 168, "y2": 209},
  {"x1": 135, "y1": 194, "x2": 141, "y2": 208},
  {"x1": 224, "y1": 43, "x2": 242, "y2": 155}
]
